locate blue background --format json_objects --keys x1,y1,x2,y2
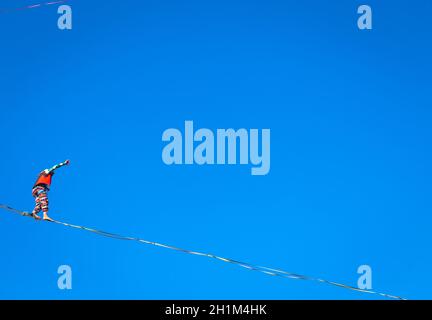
[{"x1": 1, "y1": 0, "x2": 431, "y2": 299}]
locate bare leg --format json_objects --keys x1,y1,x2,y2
[
  {"x1": 31, "y1": 202, "x2": 42, "y2": 220},
  {"x1": 39, "y1": 191, "x2": 52, "y2": 221}
]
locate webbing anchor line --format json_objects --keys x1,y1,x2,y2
[{"x1": 0, "y1": 203, "x2": 406, "y2": 300}]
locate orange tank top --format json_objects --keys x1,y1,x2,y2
[{"x1": 34, "y1": 171, "x2": 53, "y2": 188}]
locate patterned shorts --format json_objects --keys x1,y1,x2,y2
[{"x1": 32, "y1": 186, "x2": 49, "y2": 214}]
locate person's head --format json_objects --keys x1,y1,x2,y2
[{"x1": 42, "y1": 169, "x2": 54, "y2": 176}]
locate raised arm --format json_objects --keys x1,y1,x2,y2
[{"x1": 46, "y1": 160, "x2": 70, "y2": 174}]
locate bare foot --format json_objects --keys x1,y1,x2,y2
[
  {"x1": 32, "y1": 213, "x2": 41, "y2": 220},
  {"x1": 43, "y1": 214, "x2": 54, "y2": 222}
]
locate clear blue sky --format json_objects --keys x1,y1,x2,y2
[{"x1": 0, "y1": 0, "x2": 431, "y2": 299}]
